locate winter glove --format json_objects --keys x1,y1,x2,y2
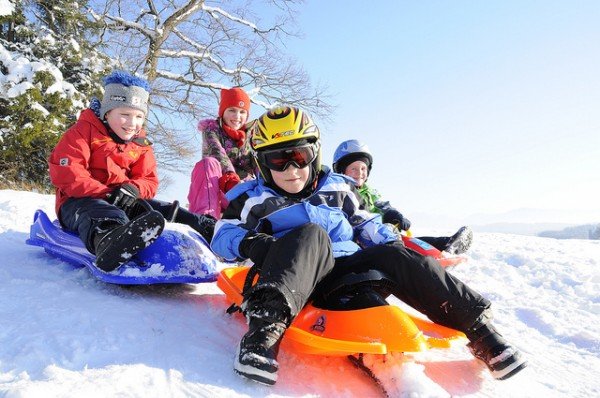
[
  {"x1": 106, "y1": 183, "x2": 140, "y2": 212},
  {"x1": 239, "y1": 231, "x2": 276, "y2": 265},
  {"x1": 218, "y1": 171, "x2": 241, "y2": 193},
  {"x1": 382, "y1": 209, "x2": 411, "y2": 231}
]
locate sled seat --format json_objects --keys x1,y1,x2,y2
[{"x1": 311, "y1": 269, "x2": 395, "y2": 310}]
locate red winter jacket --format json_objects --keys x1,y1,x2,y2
[{"x1": 48, "y1": 109, "x2": 159, "y2": 216}]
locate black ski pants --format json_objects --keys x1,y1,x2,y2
[
  {"x1": 59, "y1": 197, "x2": 208, "y2": 253},
  {"x1": 254, "y1": 223, "x2": 490, "y2": 333},
  {"x1": 416, "y1": 236, "x2": 450, "y2": 251}
]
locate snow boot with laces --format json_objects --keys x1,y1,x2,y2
[{"x1": 234, "y1": 289, "x2": 291, "y2": 385}]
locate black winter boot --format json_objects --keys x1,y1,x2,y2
[
  {"x1": 234, "y1": 289, "x2": 290, "y2": 385},
  {"x1": 444, "y1": 226, "x2": 473, "y2": 255},
  {"x1": 190, "y1": 214, "x2": 216, "y2": 243},
  {"x1": 93, "y1": 210, "x2": 165, "y2": 272},
  {"x1": 173, "y1": 208, "x2": 216, "y2": 243},
  {"x1": 466, "y1": 323, "x2": 527, "y2": 380}
]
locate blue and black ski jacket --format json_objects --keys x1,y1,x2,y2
[{"x1": 210, "y1": 167, "x2": 397, "y2": 261}]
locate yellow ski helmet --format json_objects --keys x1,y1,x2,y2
[
  {"x1": 251, "y1": 106, "x2": 320, "y2": 150},
  {"x1": 249, "y1": 106, "x2": 322, "y2": 188}
]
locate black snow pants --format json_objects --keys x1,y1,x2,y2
[
  {"x1": 416, "y1": 236, "x2": 450, "y2": 251},
  {"x1": 59, "y1": 197, "x2": 208, "y2": 253},
  {"x1": 253, "y1": 223, "x2": 490, "y2": 333}
]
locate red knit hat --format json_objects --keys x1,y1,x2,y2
[{"x1": 218, "y1": 87, "x2": 251, "y2": 117}]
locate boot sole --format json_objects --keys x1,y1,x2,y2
[
  {"x1": 494, "y1": 359, "x2": 528, "y2": 380},
  {"x1": 233, "y1": 342, "x2": 278, "y2": 385},
  {"x1": 445, "y1": 226, "x2": 473, "y2": 255},
  {"x1": 95, "y1": 211, "x2": 165, "y2": 272}
]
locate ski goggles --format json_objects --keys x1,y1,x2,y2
[{"x1": 257, "y1": 143, "x2": 318, "y2": 171}]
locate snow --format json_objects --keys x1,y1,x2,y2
[
  {"x1": 0, "y1": 43, "x2": 78, "y2": 101},
  {"x1": 0, "y1": 189, "x2": 599, "y2": 397},
  {"x1": 30, "y1": 102, "x2": 50, "y2": 117},
  {"x1": 0, "y1": 0, "x2": 13, "y2": 17}
]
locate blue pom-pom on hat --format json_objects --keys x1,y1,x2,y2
[
  {"x1": 100, "y1": 70, "x2": 150, "y2": 119},
  {"x1": 103, "y1": 70, "x2": 150, "y2": 92}
]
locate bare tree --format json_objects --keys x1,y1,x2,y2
[{"x1": 87, "y1": 0, "x2": 332, "y2": 171}]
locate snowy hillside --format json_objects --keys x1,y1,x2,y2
[{"x1": 0, "y1": 189, "x2": 598, "y2": 397}]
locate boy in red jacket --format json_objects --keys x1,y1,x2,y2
[{"x1": 49, "y1": 71, "x2": 215, "y2": 272}]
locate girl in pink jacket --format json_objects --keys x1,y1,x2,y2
[{"x1": 187, "y1": 87, "x2": 255, "y2": 218}]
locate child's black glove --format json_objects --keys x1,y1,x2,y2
[
  {"x1": 239, "y1": 231, "x2": 276, "y2": 265},
  {"x1": 382, "y1": 209, "x2": 411, "y2": 231},
  {"x1": 107, "y1": 183, "x2": 140, "y2": 212}
]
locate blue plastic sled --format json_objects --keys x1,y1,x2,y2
[{"x1": 26, "y1": 209, "x2": 233, "y2": 285}]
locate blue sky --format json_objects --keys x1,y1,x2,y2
[{"x1": 160, "y1": 1, "x2": 600, "y2": 225}]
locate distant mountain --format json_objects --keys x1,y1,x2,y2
[
  {"x1": 472, "y1": 222, "x2": 578, "y2": 236},
  {"x1": 538, "y1": 223, "x2": 600, "y2": 240},
  {"x1": 411, "y1": 208, "x2": 600, "y2": 236},
  {"x1": 464, "y1": 208, "x2": 600, "y2": 225}
]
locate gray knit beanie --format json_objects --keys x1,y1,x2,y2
[{"x1": 99, "y1": 71, "x2": 150, "y2": 119}]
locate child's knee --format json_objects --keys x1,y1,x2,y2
[
  {"x1": 201, "y1": 156, "x2": 222, "y2": 171},
  {"x1": 296, "y1": 223, "x2": 329, "y2": 240}
]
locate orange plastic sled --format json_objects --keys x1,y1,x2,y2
[{"x1": 217, "y1": 266, "x2": 465, "y2": 357}]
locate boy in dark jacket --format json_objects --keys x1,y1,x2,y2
[
  {"x1": 49, "y1": 71, "x2": 215, "y2": 272},
  {"x1": 211, "y1": 106, "x2": 526, "y2": 386}
]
